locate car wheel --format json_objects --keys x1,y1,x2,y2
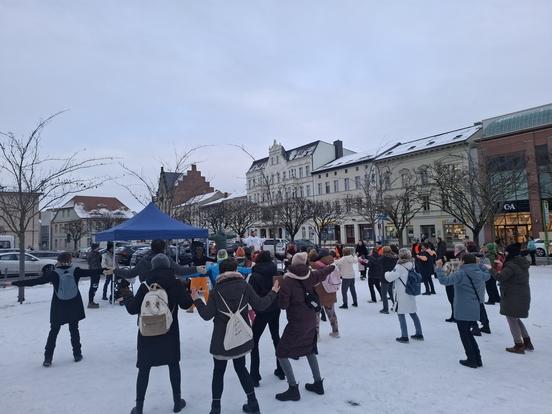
[
  {"x1": 536, "y1": 248, "x2": 545, "y2": 257},
  {"x1": 42, "y1": 264, "x2": 55, "y2": 274}
]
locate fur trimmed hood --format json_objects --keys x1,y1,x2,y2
[
  {"x1": 215, "y1": 271, "x2": 244, "y2": 284},
  {"x1": 284, "y1": 264, "x2": 311, "y2": 280}
]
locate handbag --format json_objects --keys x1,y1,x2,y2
[{"x1": 299, "y1": 280, "x2": 321, "y2": 312}]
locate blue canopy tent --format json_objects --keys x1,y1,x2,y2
[
  {"x1": 95, "y1": 202, "x2": 208, "y2": 304},
  {"x1": 95, "y1": 201, "x2": 208, "y2": 241}
]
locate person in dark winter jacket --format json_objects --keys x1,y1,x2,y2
[
  {"x1": 248, "y1": 250, "x2": 285, "y2": 386},
  {"x1": 362, "y1": 248, "x2": 382, "y2": 302},
  {"x1": 436, "y1": 237, "x2": 447, "y2": 261},
  {"x1": 123, "y1": 254, "x2": 194, "y2": 414},
  {"x1": 115, "y1": 239, "x2": 204, "y2": 282},
  {"x1": 86, "y1": 243, "x2": 102, "y2": 308},
  {"x1": 491, "y1": 243, "x2": 533, "y2": 354},
  {"x1": 436, "y1": 253, "x2": 490, "y2": 368},
  {"x1": 275, "y1": 252, "x2": 336, "y2": 403},
  {"x1": 192, "y1": 258, "x2": 279, "y2": 414},
  {"x1": 9, "y1": 252, "x2": 103, "y2": 367},
  {"x1": 377, "y1": 246, "x2": 397, "y2": 314},
  {"x1": 416, "y1": 243, "x2": 436, "y2": 295},
  {"x1": 483, "y1": 242, "x2": 501, "y2": 304}
]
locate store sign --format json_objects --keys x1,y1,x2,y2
[{"x1": 500, "y1": 200, "x2": 530, "y2": 213}]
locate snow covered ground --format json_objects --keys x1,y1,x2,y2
[{"x1": 1, "y1": 266, "x2": 551, "y2": 414}]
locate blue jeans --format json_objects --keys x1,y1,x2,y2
[{"x1": 398, "y1": 313, "x2": 422, "y2": 337}]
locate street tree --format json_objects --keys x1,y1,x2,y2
[
  {"x1": 276, "y1": 196, "x2": 312, "y2": 242},
  {"x1": 64, "y1": 220, "x2": 87, "y2": 252},
  {"x1": 310, "y1": 200, "x2": 344, "y2": 246}
]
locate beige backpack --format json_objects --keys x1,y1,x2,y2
[{"x1": 139, "y1": 282, "x2": 173, "y2": 336}]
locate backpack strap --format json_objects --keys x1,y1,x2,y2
[
  {"x1": 465, "y1": 274, "x2": 481, "y2": 302},
  {"x1": 217, "y1": 291, "x2": 246, "y2": 315}
]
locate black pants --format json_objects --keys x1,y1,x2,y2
[
  {"x1": 381, "y1": 281, "x2": 394, "y2": 311},
  {"x1": 485, "y1": 278, "x2": 501, "y2": 303},
  {"x1": 45, "y1": 321, "x2": 81, "y2": 359},
  {"x1": 341, "y1": 278, "x2": 357, "y2": 306},
  {"x1": 529, "y1": 250, "x2": 536, "y2": 265},
  {"x1": 102, "y1": 275, "x2": 113, "y2": 298},
  {"x1": 212, "y1": 356, "x2": 254, "y2": 400},
  {"x1": 446, "y1": 285, "x2": 455, "y2": 318},
  {"x1": 88, "y1": 274, "x2": 100, "y2": 303},
  {"x1": 422, "y1": 273, "x2": 436, "y2": 294},
  {"x1": 250, "y1": 311, "x2": 282, "y2": 380},
  {"x1": 136, "y1": 362, "x2": 181, "y2": 403},
  {"x1": 368, "y1": 278, "x2": 381, "y2": 302},
  {"x1": 477, "y1": 303, "x2": 490, "y2": 328},
  {"x1": 457, "y1": 320, "x2": 481, "y2": 362}
]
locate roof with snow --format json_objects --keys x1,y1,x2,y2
[
  {"x1": 482, "y1": 103, "x2": 552, "y2": 138},
  {"x1": 247, "y1": 141, "x2": 322, "y2": 172},
  {"x1": 62, "y1": 196, "x2": 133, "y2": 219},
  {"x1": 375, "y1": 125, "x2": 481, "y2": 161},
  {"x1": 313, "y1": 151, "x2": 373, "y2": 173},
  {"x1": 201, "y1": 191, "x2": 248, "y2": 206},
  {"x1": 175, "y1": 190, "x2": 227, "y2": 207}
]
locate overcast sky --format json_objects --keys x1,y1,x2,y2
[{"x1": 1, "y1": 1, "x2": 551, "y2": 211}]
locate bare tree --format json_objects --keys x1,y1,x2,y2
[
  {"x1": 0, "y1": 112, "x2": 111, "y2": 302},
  {"x1": 429, "y1": 150, "x2": 529, "y2": 245},
  {"x1": 380, "y1": 168, "x2": 423, "y2": 247},
  {"x1": 310, "y1": 200, "x2": 344, "y2": 246},
  {"x1": 93, "y1": 210, "x2": 128, "y2": 232},
  {"x1": 200, "y1": 203, "x2": 228, "y2": 235},
  {"x1": 353, "y1": 165, "x2": 385, "y2": 243},
  {"x1": 226, "y1": 200, "x2": 260, "y2": 238},
  {"x1": 276, "y1": 197, "x2": 312, "y2": 242},
  {"x1": 64, "y1": 220, "x2": 87, "y2": 252}
]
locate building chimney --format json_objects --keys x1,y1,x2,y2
[
  {"x1": 333, "y1": 140, "x2": 343, "y2": 159},
  {"x1": 191, "y1": 164, "x2": 197, "y2": 171}
]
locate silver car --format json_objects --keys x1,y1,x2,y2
[{"x1": 0, "y1": 252, "x2": 57, "y2": 277}]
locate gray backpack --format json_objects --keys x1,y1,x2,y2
[{"x1": 54, "y1": 266, "x2": 79, "y2": 300}]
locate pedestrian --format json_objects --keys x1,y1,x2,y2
[
  {"x1": 312, "y1": 249, "x2": 340, "y2": 338},
  {"x1": 436, "y1": 237, "x2": 447, "y2": 262},
  {"x1": 362, "y1": 247, "x2": 382, "y2": 303},
  {"x1": 377, "y1": 246, "x2": 397, "y2": 314},
  {"x1": 192, "y1": 258, "x2": 279, "y2": 414},
  {"x1": 483, "y1": 242, "x2": 501, "y2": 304},
  {"x1": 86, "y1": 242, "x2": 102, "y2": 308},
  {"x1": 193, "y1": 245, "x2": 216, "y2": 266},
  {"x1": 101, "y1": 242, "x2": 114, "y2": 301},
  {"x1": 123, "y1": 254, "x2": 193, "y2": 414},
  {"x1": 242, "y1": 230, "x2": 265, "y2": 253},
  {"x1": 411, "y1": 239, "x2": 421, "y2": 256},
  {"x1": 490, "y1": 243, "x2": 534, "y2": 354},
  {"x1": 527, "y1": 236, "x2": 537, "y2": 266},
  {"x1": 235, "y1": 246, "x2": 252, "y2": 268},
  {"x1": 466, "y1": 242, "x2": 491, "y2": 335},
  {"x1": 436, "y1": 253, "x2": 489, "y2": 368},
  {"x1": 248, "y1": 250, "x2": 285, "y2": 386},
  {"x1": 115, "y1": 239, "x2": 204, "y2": 282},
  {"x1": 275, "y1": 252, "x2": 336, "y2": 402},
  {"x1": 8, "y1": 252, "x2": 103, "y2": 366},
  {"x1": 384, "y1": 248, "x2": 423, "y2": 343},
  {"x1": 416, "y1": 243, "x2": 436, "y2": 295},
  {"x1": 334, "y1": 247, "x2": 358, "y2": 308},
  {"x1": 355, "y1": 241, "x2": 368, "y2": 280},
  {"x1": 442, "y1": 244, "x2": 466, "y2": 322}
]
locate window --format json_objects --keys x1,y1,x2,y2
[
  {"x1": 334, "y1": 171, "x2": 337, "y2": 176},
  {"x1": 277, "y1": 173, "x2": 280, "y2": 183},
  {"x1": 333, "y1": 180, "x2": 339, "y2": 192},
  {"x1": 318, "y1": 174, "x2": 321, "y2": 179},
  {"x1": 401, "y1": 171, "x2": 410, "y2": 187},
  {"x1": 276, "y1": 155, "x2": 279, "y2": 164},
  {"x1": 325, "y1": 173, "x2": 328, "y2": 177},
  {"x1": 318, "y1": 183, "x2": 323, "y2": 195},
  {"x1": 306, "y1": 185, "x2": 311, "y2": 197},
  {"x1": 283, "y1": 172, "x2": 286, "y2": 180},
  {"x1": 384, "y1": 172, "x2": 391, "y2": 189},
  {"x1": 420, "y1": 168, "x2": 429, "y2": 185},
  {"x1": 421, "y1": 195, "x2": 430, "y2": 212},
  {"x1": 344, "y1": 178, "x2": 350, "y2": 191},
  {"x1": 299, "y1": 167, "x2": 303, "y2": 178},
  {"x1": 325, "y1": 182, "x2": 331, "y2": 194},
  {"x1": 306, "y1": 166, "x2": 310, "y2": 175},
  {"x1": 300, "y1": 186, "x2": 304, "y2": 197},
  {"x1": 355, "y1": 176, "x2": 361, "y2": 189},
  {"x1": 344, "y1": 198, "x2": 352, "y2": 213},
  {"x1": 356, "y1": 166, "x2": 359, "y2": 171},
  {"x1": 271, "y1": 174, "x2": 274, "y2": 184}
]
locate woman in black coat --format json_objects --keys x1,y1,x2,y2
[
  {"x1": 192, "y1": 258, "x2": 278, "y2": 414},
  {"x1": 275, "y1": 252, "x2": 336, "y2": 402},
  {"x1": 416, "y1": 243, "x2": 437, "y2": 295},
  {"x1": 377, "y1": 246, "x2": 398, "y2": 313},
  {"x1": 10, "y1": 252, "x2": 103, "y2": 367},
  {"x1": 248, "y1": 250, "x2": 285, "y2": 386},
  {"x1": 124, "y1": 254, "x2": 194, "y2": 414}
]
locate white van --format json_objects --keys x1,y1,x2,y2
[{"x1": 0, "y1": 235, "x2": 15, "y2": 250}]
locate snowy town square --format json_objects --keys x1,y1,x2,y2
[{"x1": 2, "y1": 2, "x2": 552, "y2": 414}]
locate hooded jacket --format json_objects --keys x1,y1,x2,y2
[{"x1": 491, "y1": 256, "x2": 531, "y2": 318}]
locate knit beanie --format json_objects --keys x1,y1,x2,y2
[
  {"x1": 151, "y1": 253, "x2": 171, "y2": 270},
  {"x1": 235, "y1": 247, "x2": 246, "y2": 258},
  {"x1": 217, "y1": 249, "x2": 228, "y2": 261},
  {"x1": 291, "y1": 252, "x2": 308, "y2": 266}
]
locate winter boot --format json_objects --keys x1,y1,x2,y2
[
  {"x1": 523, "y1": 337, "x2": 534, "y2": 351},
  {"x1": 88, "y1": 302, "x2": 99, "y2": 309},
  {"x1": 130, "y1": 400, "x2": 144, "y2": 414},
  {"x1": 274, "y1": 368, "x2": 285, "y2": 380},
  {"x1": 43, "y1": 359, "x2": 52, "y2": 367},
  {"x1": 476, "y1": 355, "x2": 483, "y2": 367},
  {"x1": 275, "y1": 384, "x2": 300, "y2": 401},
  {"x1": 410, "y1": 334, "x2": 424, "y2": 341},
  {"x1": 242, "y1": 394, "x2": 260, "y2": 413},
  {"x1": 395, "y1": 337, "x2": 409, "y2": 343},
  {"x1": 506, "y1": 343, "x2": 525, "y2": 354},
  {"x1": 445, "y1": 316, "x2": 456, "y2": 323},
  {"x1": 173, "y1": 395, "x2": 186, "y2": 413},
  {"x1": 209, "y1": 400, "x2": 221, "y2": 414},
  {"x1": 480, "y1": 325, "x2": 491, "y2": 334},
  {"x1": 352, "y1": 302, "x2": 358, "y2": 307},
  {"x1": 329, "y1": 331, "x2": 340, "y2": 338},
  {"x1": 471, "y1": 326, "x2": 482, "y2": 336},
  {"x1": 305, "y1": 379, "x2": 324, "y2": 395},
  {"x1": 459, "y1": 359, "x2": 479, "y2": 368},
  {"x1": 339, "y1": 304, "x2": 348, "y2": 309},
  {"x1": 74, "y1": 354, "x2": 83, "y2": 363}
]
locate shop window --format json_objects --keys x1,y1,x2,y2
[{"x1": 345, "y1": 224, "x2": 355, "y2": 244}]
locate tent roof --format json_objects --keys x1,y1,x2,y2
[{"x1": 95, "y1": 202, "x2": 208, "y2": 241}]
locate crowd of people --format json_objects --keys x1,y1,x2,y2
[{"x1": 4, "y1": 232, "x2": 536, "y2": 414}]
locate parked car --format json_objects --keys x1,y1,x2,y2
[
  {"x1": 262, "y1": 238, "x2": 288, "y2": 257},
  {"x1": 116, "y1": 244, "x2": 149, "y2": 266},
  {"x1": 0, "y1": 252, "x2": 57, "y2": 277},
  {"x1": 292, "y1": 239, "x2": 318, "y2": 252},
  {"x1": 130, "y1": 246, "x2": 150, "y2": 266},
  {"x1": 30, "y1": 250, "x2": 63, "y2": 259},
  {"x1": 78, "y1": 247, "x2": 91, "y2": 259},
  {"x1": 534, "y1": 239, "x2": 552, "y2": 257},
  {"x1": 129, "y1": 245, "x2": 192, "y2": 267}
]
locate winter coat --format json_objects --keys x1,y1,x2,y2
[
  {"x1": 87, "y1": 250, "x2": 102, "y2": 270},
  {"x1": 436, "y1": 241, "x2": 447, "y2": 261},
  {"x1": 102, "y1": 252, "x2": 114, "y2": 276},
  {"x1": 416, "y1": 251, "x2": 436, "y2": 278},
  {"x1": 194, "y1": 272, "x2": 276, "y2": 359},
  {"x1": 276, "y1": 263, "x2": 336, "y2": 359},
  {"x1": 491, "y1": 256, "x2": 531, "y2": 318},
  {"x1": 385, "y1": 261, "x2": 417, "y2": 314},
  {"x1": 355, "y1": 244, "x2": 368, "y2": 258},
  {"x1": 13, "y1": 266, "x2": 102, "y2": 325},
  {"x1": 436, "y1": 264, "x2": 489, "y2": 321},
  {"x1": 312, "y1": 260, "x2": 337, "y2": 307},
  {"x1": 248, "y1": 261, "x2": 279, "y2": 314},
  {"x1": 204, "y1": 262, "x2": 252, "y2": 287},
  {"x1": 527, "y1": 240, "x2": 536, "y2": 251},
  {"x1": 486, "y1": 243, "x2": 498, "y2": 263},
  {"x1": 334, "y1": 255, "x2": 358, "y2": 279},
  {"x1": 115, "y1": 251, "x2": 199, "y2": 282},
  {"x1": 365, "y1": 252, "x2": 383, "y2": 280},
  {"x1": 378, "y1": 253, "x2": 398, "y2": 283},
  {"x1": 124, "y1": 268, "x2": 193, "y2": 368}
]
